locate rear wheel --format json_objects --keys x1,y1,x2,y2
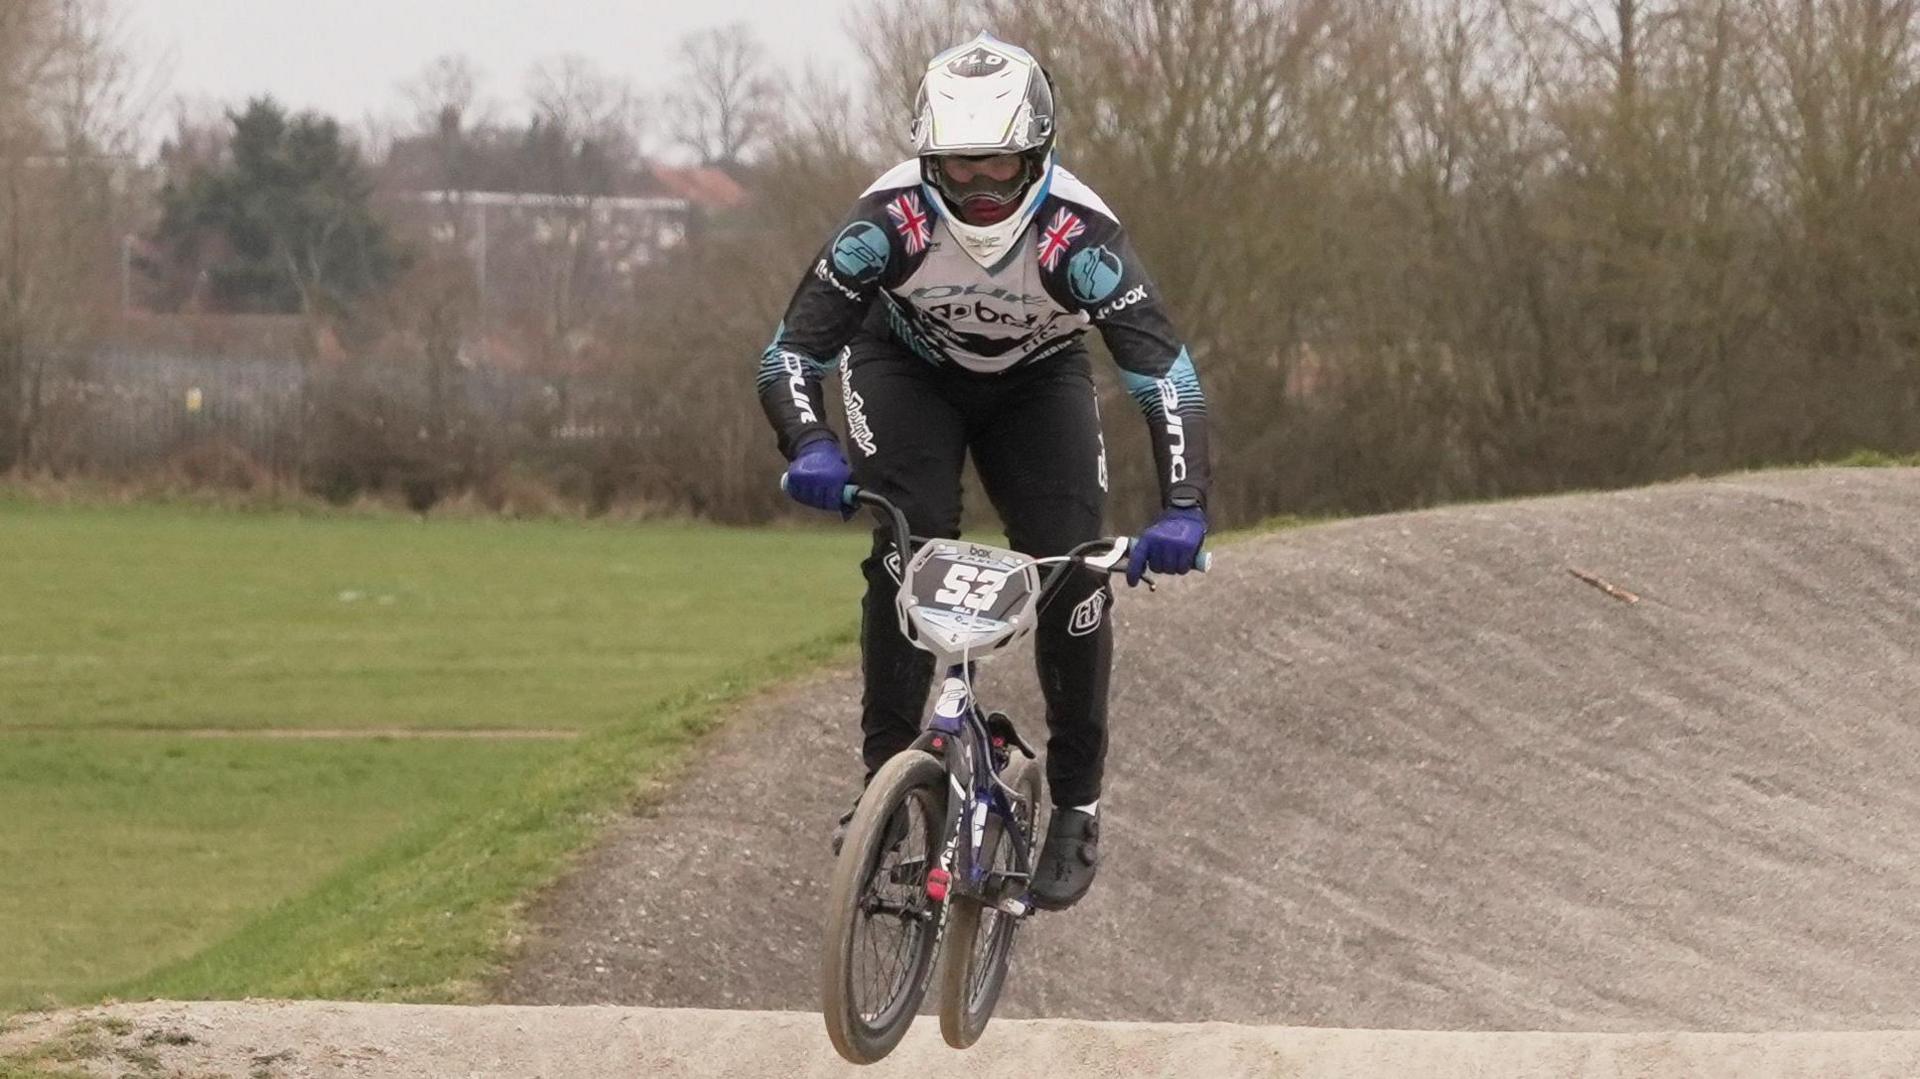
[
  {"x1": 937, "y1": 752, "x2": 1042, "y2": 1049},
  {"x1": 821, "y1": 750, "x2": 947, "y2": 1065}
]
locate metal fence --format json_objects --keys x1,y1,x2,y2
[{"x1": 37, "y1": 346, "x2": 305, "y2": 474}]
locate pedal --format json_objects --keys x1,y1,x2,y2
[
  {"x1": 985, "y1": 711, "x2": 1037, "y2": 760},
  {"x1": 981, "y1": 871, "x2": 1031, "y2": 913}
]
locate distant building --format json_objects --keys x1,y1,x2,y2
[
  {"x1": 382, "y1": 129, "x2": 747, "y2": 283},
  {"x1": 646, "y1": 163, "x2": 748, "y2": 212},
  {"x1": 380, "y1": 130, "x2": 752, "y2": 373},
  {"x1": 399, "y1": 188, "x2": 693, "y2": 281}
]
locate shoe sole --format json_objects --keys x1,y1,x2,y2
[{"x1": 1027, "y1": 873, "x2": 1095, "y2": 912}]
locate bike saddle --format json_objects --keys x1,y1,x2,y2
[{"x1": 985, "y1": 711, "x2": 1037, "y2": 760}]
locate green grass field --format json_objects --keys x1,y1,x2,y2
[
  {"x1": 3, "y1": 505, "x2": 862, "y2": 732},
  {"x1": 0, "y1": 499, "x2": 865, "y2": 1010}
]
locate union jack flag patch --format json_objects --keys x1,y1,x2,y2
[
  {"x1": 887, "y1": 192, "x2": 932, "y2": 255},
  {"x1": 1038, "y1": 207, "x2": 1085, "y2": 271}
]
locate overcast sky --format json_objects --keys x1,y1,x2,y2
[{"x1": 128, "y1": 0, "x2": 867, "y2": 147}]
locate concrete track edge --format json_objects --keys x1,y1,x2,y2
[{"x1": 8, "y1": 1001, "x2": 1920, "y2": 1078}]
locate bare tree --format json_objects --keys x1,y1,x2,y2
[
  {"x1": 404, "y1": 53, "x2": 484, "y2": 141},
  {"x1": 511, "y1": 57, "x2": 643, "y2": 402},
  {"x1": 1744, "y1": 0, "x2": 1920, "y2": 453},
  {"x1": 395, "y1": 54, "x2": 487, "y2": 288},
  {"x1": 526, "y1": 54, "x2": 641, "y2": 192},
  {"x1": 0, "y1": 0, "x2": 143, "y2": 473},
  {"x1": 757, "y1": 65, "x2": 880, "y2": 250},
  {"x1": 665, "y1": 24, "x2": 778, "y2": 169}
]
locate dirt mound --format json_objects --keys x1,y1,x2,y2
[
  {"x1": 504, "y1": 468, "x2": 1920, "y2": 1031},
  {"x1": 9, "y1": 1001, "x2": 1920, "y2": 1078}
]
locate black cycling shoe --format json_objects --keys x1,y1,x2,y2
[{"x1": 1030, "y1": 808, "x2": 1099, "y2": 911}]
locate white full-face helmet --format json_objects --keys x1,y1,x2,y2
[{"x1": 911, "y1": 32, "x2": 1057, "y2": 267}]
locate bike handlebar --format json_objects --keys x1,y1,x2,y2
[{"x1": 782, "y1": 476, "x2": 1212, "y2": 576}]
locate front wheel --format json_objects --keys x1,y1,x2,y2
[
  {"x1": 821, "y1": 749, "x2": 947, "y2": 1065},
  {"x1": 938, "y1": 752, "x2": 1043, "y2": 1049}
]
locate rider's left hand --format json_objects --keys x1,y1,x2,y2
[{"x1": 1127, "y1": 506, "x2": 1207, "y2": 587}]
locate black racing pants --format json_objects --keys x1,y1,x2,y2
[{"x1": 842, "y1": 331, "x2": 1113, "y2": 808}]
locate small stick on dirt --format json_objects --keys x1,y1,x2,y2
[{"x1": 1568, "y1": 567, "x2": 1640, "y2": 604}]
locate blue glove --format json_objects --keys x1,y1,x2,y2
[
  {"x1": 1127, "y1": 506, "x2": 1207, "y2": 586},
  {"x1": 784, "y1": 439, "x2": 853, "y2": 515}
]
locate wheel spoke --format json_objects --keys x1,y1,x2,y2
[{"x1": 847, "y1": 788, "x2": 937, "y2": 1025}]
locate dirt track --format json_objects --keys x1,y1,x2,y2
[{"x1": 505, "y1": 468, "x2": 1920, "y2": 1030}]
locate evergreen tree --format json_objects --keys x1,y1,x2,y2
[{"x1": 153, "y1": 98, "x2": 401, "y2": 317}]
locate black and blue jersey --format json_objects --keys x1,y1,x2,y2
[{"x1": 756, "y1": 160, "x2": 1211, "y2": 509}]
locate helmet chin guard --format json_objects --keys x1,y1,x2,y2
[
  {"x1": 924, "y1": 157, "x2": 1054, "y2": 268},
  {"x1": 911, "y1": 32, "x2": 1058, "y2": 268}
]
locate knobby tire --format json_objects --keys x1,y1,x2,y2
[{"x1": 821, "y1": 749, "x2": 947, "y2": 1065}]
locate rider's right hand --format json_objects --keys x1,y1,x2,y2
[{"x1": 784, "y1": 438, "x2": 854, "y2": 516}]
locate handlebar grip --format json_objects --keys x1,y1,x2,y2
[
  {"x1": 777, "y1": 473, "x2": 861, "y2": 508},
  {"x1": 1195, "y1": 551, "x2": 1213, "y2": 573}
]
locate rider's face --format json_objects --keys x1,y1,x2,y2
[
  {"x1": 940, "y1": 154, "x2": 1026, "y2": 225},
  {"x1": 939, "y1": 154, "x2": 1023, "y2": 185}
]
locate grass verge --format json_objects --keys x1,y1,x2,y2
[
  {"x1": 0, "y1": 1016, "x2": 206, "y2": 1079},
  {"x1": 1828, "y1": 449, "x2": 1920, "y2": 468},
  {"x1": 0, "y1": 1019, "x2": 106, "y2": 1079},
  {"x1": 2, "y1": 500, "x2": 864, "y2": 1009},
  {"x1": 0, "y1": 736, "x2": 567, "y2": 1010},
  {"x1": 108, "y1": 625, "x2": 858, "y2": 1004}
]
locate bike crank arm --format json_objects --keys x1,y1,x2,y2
[{"x1": 860, "y1": 894, "x2": 937, "y2": 923}]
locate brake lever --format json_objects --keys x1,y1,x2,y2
[
  {"x1": 1081, "y1": 537, "x2": 1160, "y2": 590},
  {"x1": 1081, "y1": 537, "x2": 1131, "y2": 574}
]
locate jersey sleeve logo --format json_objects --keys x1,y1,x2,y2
[
  {"x1": 1038, "y1": 207, "x2": 1085, "y2": 271},
  {"x1": 1068, "y1": 244, "x2": 1125, "y2": 304},
  {"x1": 831, "y1": 221, "x2": 891, "y2": 282},
  {"x1": 886, "y1": 192, "x2": 933, "y2": 255}
]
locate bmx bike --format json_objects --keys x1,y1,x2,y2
[{"x1": 811, "y1": 484, "x2": 1210, "y2": 1064}]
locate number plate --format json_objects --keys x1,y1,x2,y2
[{"x1": 897, "y1": 541, "x2": 1039, "y2": 656}]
